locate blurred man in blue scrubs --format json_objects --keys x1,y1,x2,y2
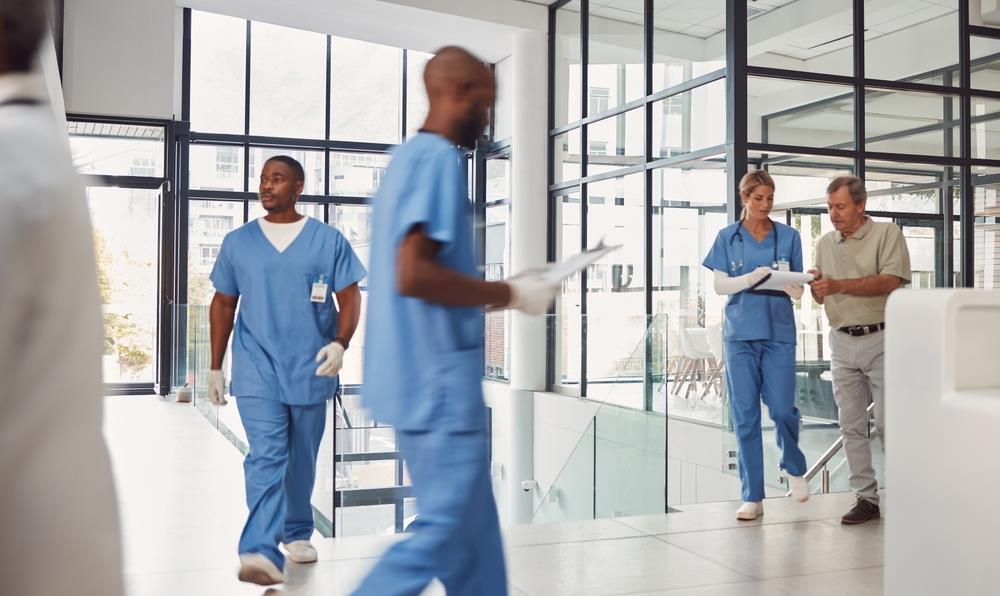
[
  {"x1": 209, "y1": 156, "x2": 366, "y2": 586},
  {"x1": 353, "y1": 46, "x2": 559, "y2": 596}
]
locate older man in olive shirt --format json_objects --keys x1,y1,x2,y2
[{"x1": 809, "y1": 176, "x2": 911, "y2": 525}]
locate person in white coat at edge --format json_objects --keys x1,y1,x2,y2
[{"x1": 0, "y1": 1, "x2": 125, "y2": 594}]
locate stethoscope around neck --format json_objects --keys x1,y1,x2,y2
[{"x1": 729, "y1": 219, "x2": 778, "y2": 274}]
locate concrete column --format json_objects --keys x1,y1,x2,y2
[{"x1": 505, "y1": 30, "x2": 548, "y2": 525}]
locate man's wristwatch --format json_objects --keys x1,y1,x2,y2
[{"x1": 334, "y1": 337, "x2": 349, "y2": 350}]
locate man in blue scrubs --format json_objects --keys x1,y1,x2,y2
[
  {"x1": 352, "y1": 47, "x2": 559, "y2": 596},
  {"x1": 208, "y1": 156, "x2": 366, "y2": 586}
]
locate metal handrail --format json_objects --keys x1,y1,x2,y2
[{"x1": 785, "y1": 401, "x2": 876, "y2": 497}]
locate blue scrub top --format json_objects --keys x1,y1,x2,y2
[
  {"x1": 210, "y1": 217, "x2": 367, "y2": 405},
  {"x1": 363, "y1": 132, "x2": 485, "y2": 432},
  {"x1": 703, "y1": 220, "x2": 802, "y2": 344}
]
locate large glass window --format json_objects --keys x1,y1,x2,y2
[
  {"x1": 748, "y1": 77, "x2": 855, "y2": 149},
  {"x1": 484, "y1": 206, "x2": 510, "y2": 380},
  {"x1": 864, "y1": 0, "x2": 957, "y2": 83},
  {"x1": 190, "y1": 11, "x2": 246, "y2": 134},
  {"x1": 554, "y1": 190, "x2": 583, "y2": 389},
  {"x1": 971, "y1": 96, "x2": 1000, "y2": 161},
  {"x1": 405, "y1": 50, "x2": 433, "y2": 139},
  {"x1": 68, "y1": 122, "x2": 165, "y2": 177},
  {"x1": 330, "y1": 205, "x2": 373, "y2": 386},
  {"x1": 585, "y1": 173, "x2": 646, "y2": 408},
  {"x1": 865, "y1": 89, "x2": 958, "y2": 158},
  {"x1": 971, "y1": 36, "x2": 1000, "y2": 92},
  {"x1": 553, "y1": 128, "x2": 583, "y2": 184},
  {"x1": 554, "y1": 1, "x2": 583, "y2": 127},
  {"x1": 329, "y1": 152, "x2": 391, "y2": 197},
  {"x1": 190, "y1": 145, "x2": 244, "y2": 191},
  {"x1": 652, "y1": 78, "x2": 726, "y2": 160},
  {"x1": 249, "y1": 22, "x2": 327, "y2": 139},
  {"x1": 587, "y1": 108, "x2": 644, "y2": 172},
  {"x1": 588, "y1": 3, "x2": 644, "y2": 116},
  {"x1": 748, "y1": 0, "x2": 853, "y2": 77},
  {"x1": 974, "y1": 170, "x2": 1000, "y2": 289},
  {"x1": 650, "y1": 159, "x2": 727, "y2": 418},
  {"x1": 652, "y1": 0, "x2": 725, "y2": 92},
  {"x1": 330, "y1": 38, "x2": 402, "y2": 144},
  {"x1": 248, "y1": 148, "x2": 325, "y2": 195}
]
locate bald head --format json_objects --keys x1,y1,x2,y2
[
  {"x1": 424, "y1": 46, "x2": 492, "y2": 98},
  {"x1": 420, "y1": 46, "x2": 496, "y2": 148}
]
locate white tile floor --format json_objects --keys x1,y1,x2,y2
[{"x1": 109, "y1": 396, "x2": 884, "y2": 596}]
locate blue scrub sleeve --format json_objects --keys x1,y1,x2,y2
[
  {"x1": 394, "y1": 147, "x2": 465, "y2": 253},
  {"x1": 331, "y1": 232, "x2": 368, "y2": 293},
  {"x1": 703, "y1": 230, "x2": 730, "y2": 272},
  {"x1": 791, "y1": 231, "x2": 803, "y2": 273},
  {"x1": 210, "y1": 236, "x2": 239, "y2": 296}
]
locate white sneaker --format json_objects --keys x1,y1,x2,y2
[
  {"x1": 282, "y1": 540, "x2": 318, "y2": 564},
  {"x1": 788, "y1": 475, "x2": 810, "y2": 503},
  {"x1": 736, "y1": 501, "x2": 763, "y2": 521},
  {"x1": 237, "y1": 553, "x2": 285, "y2": 586}
]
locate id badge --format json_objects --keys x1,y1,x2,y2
[
  {"x1": 776, "y1": 258, "x2": 790, "y2": 272},
  {"x1": 310, "y1": 275, "x2": 329, "y2": 303}
]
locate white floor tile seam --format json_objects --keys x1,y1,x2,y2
[
  {"x1": 616, "y1": 513, "x2": 845, "y2": 538},
  {"x1": 816, "y1": 517, "x2": 885, "y2": 533},
  {"x1": 639, "y1": 535, "x2": 760, "y2": 584},
  {"x1": 612, "y1": 578, "x2": 795, "y2": 596},
  {"x1": 504, "y1": 532, "x2": 668, "y2": 555},
  {"x1": 650, "y1": 524, "x2": 886, "y2": 584}
]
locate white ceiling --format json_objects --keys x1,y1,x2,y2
[
  {"x1": 180, "y1": 0, "x2": 547, "y2": 62},
  {"x1": 583, "y1": 0, "x2": 797, "y2": 39}
]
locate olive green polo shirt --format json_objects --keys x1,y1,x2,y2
[{"x1": 815, "y1": 218, "x2": 912, "y2": 329}]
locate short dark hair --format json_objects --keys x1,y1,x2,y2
[
  {"x1": 264, "y1": 155, "x2": 305, "y2": 183},
  {"x1": 0, "y1": 0, "x2": 48, "y2": 73},
  {"x1": 826, "y1": 175, "x2": 867, "y2": 205}
]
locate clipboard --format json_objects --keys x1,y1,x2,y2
[
  {"x1": 536, "y1": 238, "x2": 622, "y2": 284},
  {"x1": 749, "y1": 270, "x2": 814, "y2": 292}
]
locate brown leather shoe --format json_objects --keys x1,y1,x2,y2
[{"x1": 841, "y1": 498, "x2": 880, "y2": 525}]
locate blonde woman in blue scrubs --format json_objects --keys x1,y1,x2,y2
[{"x1": 703, "y1": 170, "x2": 811, "y2": 520}]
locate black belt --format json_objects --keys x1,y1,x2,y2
[{"x1": 837, "y1": 322, "x2": 885, "y2": 337}]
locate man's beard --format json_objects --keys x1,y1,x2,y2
[{"x1": 456, "y1": 111, "x2": 483, "y2": 149}]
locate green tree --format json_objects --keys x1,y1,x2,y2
[{"x1": 93, "y1": 230, "x2": 151, "y2": 374}]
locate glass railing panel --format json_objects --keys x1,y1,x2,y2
[{"x1": 535, "y1": 313, "x2": 667, "y2": 523}]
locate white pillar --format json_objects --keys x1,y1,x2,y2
[{"x1": 505, "y1": 30, "x2": 548, "y2": 525}]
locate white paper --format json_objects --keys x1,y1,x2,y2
[
  {"x1": 754, "y1": 270, "x2": 814, "y2": 292},
  {"x1": 538, "y1": 239, "x2": 622, "y2": 283}
]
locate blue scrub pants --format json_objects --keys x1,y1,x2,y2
[
  {"x1": 351, "y1": 427, "x2": 507, "y2": 596},
  {"x1": 236, "y1": 396, "x2": 327, "y2": 569},
  {"x1": 724, "y1": 340, "x2": 807, "y2": 502}
]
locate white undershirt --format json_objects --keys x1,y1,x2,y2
[{"x1": 257, "y1": 215, "x2": 309, "y2": 253}]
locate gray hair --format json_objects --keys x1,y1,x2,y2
[
  {"x1": 0, "y1": 0, "x2": 48, "y2": 73},
  {"x1": 826, "y1": 175, "x2": 867, "y2": 205}
]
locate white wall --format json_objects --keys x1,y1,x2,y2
[
  {"x1": 59, "y1": 0, "x2": 544, "y2": 120},
  {"x1": 37, "y1": 32, "x2": 66, "y2": 125},
  {"x1": 62, "y1": 0, "x2": 181, "y2": 118}
]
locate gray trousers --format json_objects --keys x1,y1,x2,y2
[{"x1": 829, "y1": 329, "x2": 884, "y2": 505}]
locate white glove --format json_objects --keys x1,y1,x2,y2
[
  {"x1": 783, "y1": 284, "x2": 804, "y2": 300},
  {"x1": 506, "y1": 272, "x2": 560, "y2": 316},
  {"x1": 208, "y1": 369, "x2": 227, "y2": 406},
  {"x1": 742, "y1": 266, "x2": 773, "y2": 289},
  {"x1": 315, "y1": 341, "x2": 346, "y2": 377}
]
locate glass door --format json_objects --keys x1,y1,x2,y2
[{"x1": 86, "y1": 185, "x2": 162, "y2": 391}]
